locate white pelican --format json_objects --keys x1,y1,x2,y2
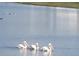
[
  {"x1": 40, "y1": 43, "x2": 54, "y2": 52},
  {"x1": 17, "y1": 41, "x2": 29, "y2": 49},
  {"x1": 30, "y1": 42, "x2": 39, "y2": 51},
  {"x1": 18, "y1": 44, "x2": 24, "y2": 49}
]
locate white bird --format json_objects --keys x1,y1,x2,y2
[
  {"x1": 17, "y1": 41, "x2": 29, "y2": 49},
  {"x1": 30, "y1": 42, "x2": 39, "y2": 51},
  {"x1": 40, "y1": 43, "x2": 54, "y2": 52},
  {"x1": 18, "y1": 44, "x2": 24, "y2": 48}
]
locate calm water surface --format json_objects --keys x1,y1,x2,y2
[
  {"x1": 0, "y1": 36, "x2": 79, "y2": 56},
  {"x1": 0, "y1": 3, "x2": 79, "y2": 56}
]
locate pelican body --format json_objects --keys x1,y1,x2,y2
[
  {"x1": 17, "y1": 41, "x2": 29, "y2": 49},
  {"x1": 40, "y1": 43, "x2": 54, "y2": 52},
  {"x1": 30, "y1": 43, "x2": 39, "y2": 51}
]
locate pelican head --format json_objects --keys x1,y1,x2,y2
[
  {"x1": 36, "y1": 42, "x2": 39, "y2": 50},
  {"x1": 48, "y1": 43, "x2": 52, "y2": 47},
  {"x1": 48, "y1": 43, "x2": 54, "y2": 51},
  {"x1": 23, "y1": 41, "x2": 29, "y2": 47},
  {"x1": 23, "y1": 41, "x2": 27, "y2": 44}
]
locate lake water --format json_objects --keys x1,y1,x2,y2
[
  {"x1": 0, "y1": 36, "x2": 79, "y2": 56},
  {"x1": 0, "y1": 2, "x2": 79, "y2": 56}
]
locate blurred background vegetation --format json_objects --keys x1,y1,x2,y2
[{"x1": 17, "y1": 2, "x2": 79, "y2": 9}]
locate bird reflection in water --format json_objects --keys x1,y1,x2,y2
[
  {"x1": 31, "y1": 50, "x2": 37, "y2": 56},
  {"x1": 19, "y1": 48, "x2": 27, "y2": 56}
]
